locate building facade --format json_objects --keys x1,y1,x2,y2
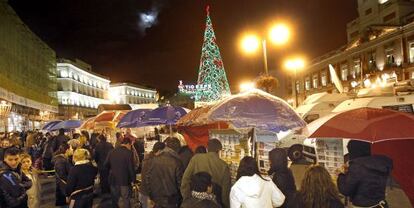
[
  {"x1": 109, "y1": 83, "x2": 157, "y2": 105},
  {"x1": 57, "y1": 59, "x2": 110, "y2": 119},
  {"x1": 0, "y1": 1, "x2": 58, "y2": 132},
  {"x1": 293, "y1": 0, "x2": 414, "y2": 106}
]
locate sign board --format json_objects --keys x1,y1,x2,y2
[
  {"x1": 315, "y1": 138, "x2": 344, "y2": 177},
  {"x1": 383, "y1": 104, "x2": 414, "y2": 114}
]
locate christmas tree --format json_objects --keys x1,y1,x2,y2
[{"x1": 195, "y1": 6, "x2": 231, "y2": 103}]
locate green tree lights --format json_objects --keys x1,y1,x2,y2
[{"x1": 195, "y1": 6, "x2": 231, "y2": 103}]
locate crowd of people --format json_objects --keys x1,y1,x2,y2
[{"x1": 0, "y1": 128, "x2": 393, "y2": 208}]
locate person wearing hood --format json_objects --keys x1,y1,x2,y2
[
  {"x1": 230, "y1": 156, "x2": 285, "y2": 208},
  {"x1": 65, "y1": 148, "x2": 98, "y2": 208},
  {"x1": 268, "y1": 148, "x2": 296, "y2": 207},
  {"x1": 337, "y1": 140, "x2": 393, "y2": 208},
  {"x1": 147, "y1": 137, "x2": 184, "y2": 208},
  {"x1": 53, "y1": 143, "x2": 73, "y2": 207}
]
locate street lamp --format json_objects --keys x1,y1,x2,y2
[
  {"x1": 240, "y1": 23, "x2": 291, "y2": 75},
  {"x1": 285, "y1": 58, "x2": 305, "y2": 107}
]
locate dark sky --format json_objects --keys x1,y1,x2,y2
[{"x1": 9, "y1": 0, "x2": 358, "y2": 92}]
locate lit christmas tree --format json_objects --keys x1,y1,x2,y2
[{"x1": 195, "y1": 6, "x2": 231, "y2": 103}]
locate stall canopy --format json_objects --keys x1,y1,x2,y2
[
  {"x1": 50, "y1": 120, "x2": 82, "y2": 131},
  {"x1": 117, "y1": 109, "x2": 152, "y2": 128}
]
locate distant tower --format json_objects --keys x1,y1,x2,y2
[{"x1": 195, "y1": 6, "x2": 231, "y2": 105}]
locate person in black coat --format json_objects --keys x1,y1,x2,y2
[
  {"x1": 66, "y1": 148, "x2": 98, "y2": 208},
  {"x1": 53, "y1": 129, "x2": 70, "y2": 152},
  {"x1": 94, "y1": 134, "x2": 114, "y2": 194},
  {"x1": 147, "y1": 137, "x2": 184, "y2": 208},
  {"x1": 52, "y1": 143, "x2": 73, "y2": 207},
  {"x1": 268, "y1": 148, "x2": 296, "y2": 207},
  {"x1": 105, "y1": 137, "x2": 135, "y2": 208},
  {"x1": 337, "y1": 140, "x2": 393, "y2": 208},
  {"x1": 287, "y1": 165, "x2": 344, "y2": 208},
  {"x1": 0, "y1": 147, "x2": 32, "y2": 208},
  {"x1": 178, "y1": 145, "x2": 193, "y2": 170}
]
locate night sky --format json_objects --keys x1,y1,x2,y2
[{"x1": 9, "y1": 0, "x2": 358, "y2": 92}]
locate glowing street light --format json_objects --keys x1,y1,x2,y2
[
  {"x1": 241, "y1": 34, "x2": 260, "y2": 54},
  {"x1": 239, "y1": 82, "x2": 256, "y2": 92},
  {"x1": 269, "y1": 24, "x2": 290, "y2": 45},
  {"x1": 239, "y1": 23, "x2": 291, "y2": 75},
  {"x1": 285, "y1": 57, "x2": 305, "y2": 107}
]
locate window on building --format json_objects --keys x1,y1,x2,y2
[
  {"x1": 354, "y1": 58, "x2": 361, "y2": 77},
  {"x1": 340, "y1": 64, "x2": 348, "y2": 81},
  {"x1": 385, "y1": 46, "x2": 395, "y2": 65},
  {"x1": 312, "y1": 74, "x2": 319, "y2": 88},
  {"x1": 305, "y1": 77, "x2": 311, "y2": 91},
  {"x1": 383, "y1": 12, "x2": 396, "y2": 22},
  {"x1": 409, "y1": 42, "x2": 414, "y2": 63},
  {"x1": 365, "y1": 8, "x2": 372, "y2": 15},
  {"x1": 295, "y1": 81, "x2": 300, "y2": 93},
  {"x1": 321, "y1": 71, "x2": 327, "y2": 86},
  {"x1": 368, "y1": 51, "x2": 376, "y2": 70}
]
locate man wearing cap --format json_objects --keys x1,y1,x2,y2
[{"x1": 181, "y1": 139, "x2": 231, "y2": 208}]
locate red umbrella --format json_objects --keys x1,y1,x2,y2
[
  {"x1": 307, "y1": 107, "x2": 414, "y2": 206},
  {"x1": 308, "y1": 107, "x2": 414, "y2": 143}
]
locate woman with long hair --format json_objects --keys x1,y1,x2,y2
[
  {"x1": 20, "y1": 153, "x2": 41, "y2": 208},
  {"x1": 287, "y1": 165, "x2": 344, "y2": 208},
  {"x1": 230, "y1": 156, "x2": 285, "y2": 208}
]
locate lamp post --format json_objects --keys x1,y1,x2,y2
[
  {"x1": 240, "y1": 23, "x2": 290, "y2": 75},
  {"x1": 285, "y1": 58, "x2": 305, "y2": 108}
]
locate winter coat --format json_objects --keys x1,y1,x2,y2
[
  {"x1": 147, "y1": 147, "x2": 184, "y2": 206},
  {"x1": 52, "y1": 134, "x2": 69, "y2": 152},
  {"x1": 52, "y1": 154, "x2": 73, "y2": 197},
  {"x1": 66, "y1": 161, "x2": 97, "y2": 201},
  {"x1": 178, "y1": 146, "x2": 193, "y2": 170},
  {"x1": 94, "y1": 141, "x2": 113, "y2": 170},
  {"x1": 337, "y1": 155, "x2": 393, "y2": 207},
  {"x1": 268, "y1": 148, "x2": 296, "y2": 207},
  {"x1": 0, "y1": 162, "x2": 32, "y2": 208},
  {"x1": 230, "y1": 174, "x2": 285, "y2": 208},
  {"x1": 286, "y1": 192, "x2": 344, "y2": 208},
  {"x1": 140, "y1": 152, "x2": 155, "y2": 195},
  {"x1": 24, "y1": 172, "x2": 40, "y2": 208},
  {"x1": 181, "y1": 152, "x2": 231, "y2": 208},
  {"x1": 105, "y1": 146, "x2": 135, "y2": 186},
  {"x1": 41, "y1": 138, "x2": 54, "y2": 159}
]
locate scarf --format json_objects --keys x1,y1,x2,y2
[{"x1": 191, "y1": 191, "x2": 217, "y2": 202}]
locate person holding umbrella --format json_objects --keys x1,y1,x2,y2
[{"x1": 337, "y1": 140, "x2": 393, "y2": 208}]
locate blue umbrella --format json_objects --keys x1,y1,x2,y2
[
  {"x1": 42, "y1": 120, "x2": 62, "y2": 131},
  {"x1": 144, "y1": 106, "x2": 188, "y2": 126},
  {"x1": 209, "y1": 89, "x2": 306, "y2": 133},
  {"x1": 50, "y1": 120, "x2": 83, "y2": 131},
  {"x1": 116, "y1": 109, "x2": 152, "y2": 128}
]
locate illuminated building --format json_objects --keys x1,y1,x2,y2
[
  {"x1": 293, "y1": 0, "x2": 414, "y2": 105},
  {"x1": 57, "y1": 58, "x2": 110, "y2": 119},
  {"x1": 109, "y1": 83, "x2": 157, "y2": 105},
  {"x1": 0, "y1": 1, "x2": 58, "y2": 131}
]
